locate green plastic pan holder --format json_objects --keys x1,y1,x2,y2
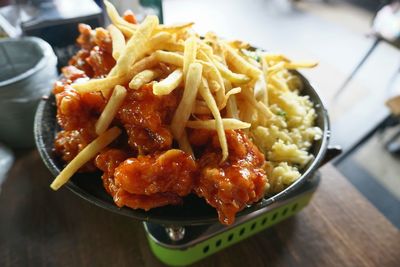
[{"x1": 144, "y1": 146, "x2": 341, "y2": 267}]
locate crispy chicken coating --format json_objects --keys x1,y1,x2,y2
[
  {"x1": 115, "y1": 149, "x2": 196, "y2": 197},
  {"x1": 195, "y1": 130, "x2": 267, "y2": 225},
  {"x1": 69, "y1": 24, "x2": 115, "y2": 78},
  {"x1": 96, "y1": 149, "x2": 196, "y2": 210},
  {"x1": 117, "y1": 83, "x2": 178, "y2": 154}
]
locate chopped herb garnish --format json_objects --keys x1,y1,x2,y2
[
  {"x1": 277, "y1": 110, "x2": 287, "y2": 117},
  {"x1": 240, "y1": 49, "x2": 261, "y2": 62}
]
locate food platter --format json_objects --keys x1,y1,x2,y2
[{"x1": 34, "y1": 70, "x2": 330, "y2": 226}]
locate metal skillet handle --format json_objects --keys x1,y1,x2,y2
[{"x1": 318, "y1": 146, "x2": 342, "y2": 167}]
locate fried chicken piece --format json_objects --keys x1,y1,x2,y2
[
  {"x1": 188, "y1": 128, "x2": 215, "y2": 147},
  {"x1": 55, "y1": 84, "x2": 105, "y2": 130},
  {"x1": 117, "y1": 84, "x2": 178, "y2": 154},
  {"x1": 195, "y1": 130, "x2": 267, "y2": 225},
  {"x1": 69, "y1": 24, "x2": 115, "y2": 78},
  {"x1": 122, "y1": 10, "x2": 137, "y2": 24},
  {"x1": 85, "y1": 45, "x2": 115, "y2": 78},
  {"x1": 95, "y1": 149, "x2": 128, "y2": 196},
  {"x1": 61, "y1": 66, "x2": 88, "y2": 82},
  {"x1": 54, "y1": 128, "x2": 97, "y2": 172},
  {"x1": 115, "y1": 149, "x2": 196, "y2": 197},
  {"x1": 95, "y1": 149, "x2": 192, "y2": 210},
  {"x1": 54, "y1": 83, "x2": 105, "y2": 170}
]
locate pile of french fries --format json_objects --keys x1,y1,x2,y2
[{"x1": 50, "y1": 0, "x2": 317, "y2": 191}]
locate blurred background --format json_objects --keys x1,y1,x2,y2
[{"x1": 0, "y1": 0, "x2": 399, "y2": 227}]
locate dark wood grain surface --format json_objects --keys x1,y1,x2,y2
[{"x1": 0, "y1": 150, "x2": 399, "y2": 267}]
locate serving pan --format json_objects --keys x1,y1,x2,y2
[{"x1": 34, "y1": 71, "x2": 335, "y2": 226}]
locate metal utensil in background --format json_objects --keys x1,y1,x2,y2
[
  {"x1": 0, "y1": 143, "x2": 14, "y2": 192},
  {"x1": 0, "y1": 37, "x2": 57, "y2": 148}
]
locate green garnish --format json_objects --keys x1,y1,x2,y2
[
  {"x1": 277, "y1": 110, "x2": 287, "y2": 117},
  {"x1": 240, "y1": 49, "x2": 261, "y2": 62}
]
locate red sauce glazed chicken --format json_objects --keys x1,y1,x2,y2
[{"x1": 52, "y1": 22, "x2": 269, "y2": 225}]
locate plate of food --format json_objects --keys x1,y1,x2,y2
[{"x1": 34, "y1": 1, "x2": 331, "y2": 226}]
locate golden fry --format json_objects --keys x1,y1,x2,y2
[
  {"x1": 112, "y1": 15, "x2": 159, "y2": 77},
  {"x1": 198, "y1": 78, "x2": 228, "y2": 162},
  {"x1": 285, "y1": 61, "x2": 318, "y2": 69},
  {"x1": 187, "y1": 118, "x2": 250, "y2": 130},
  {"x1": 183, "y1": 37, "x2": 198, "y2": 80},
  {"x1": 212, "y1": 58, "x2": 250, "y2": 84},
  {"x1": 223, "y1": 43, "x2": 263, "y2": 79},
  {"x1": 155, "y1": 50, "x2": 184, "y2": 67},
  {"x1": 171, "y1": 63, "x2": 202, "y2": 139},
  {"x1": 95, "y1": 85, "x2": 127, "y2": 135},
  {"x1": 108, "y1": 24, "x2": 125, "y2": 60},
  {"x1": 50, "y1": 127, "x2": 121, "y2": 190},
  {"x1": 129, "y1": 69, "x2": 160, "y2": 90},
  {"x1": 153, "y1": 68, "x2": 183, "y2": 95}
]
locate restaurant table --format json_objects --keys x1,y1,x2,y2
[{"x1": 0, "y1": 150, "x2": 399, "y2": 267}]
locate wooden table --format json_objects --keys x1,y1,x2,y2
[{"x1": 0, "y1": 150, "x2": 399, "y2": 267}]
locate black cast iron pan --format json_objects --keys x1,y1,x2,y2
[{"x1": 34, "y1": 72, "x2": 338, "y2": 226}]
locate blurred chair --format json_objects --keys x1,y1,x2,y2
[{"x1": 334, "y1": 0, "x2": 400, "y2": 99}]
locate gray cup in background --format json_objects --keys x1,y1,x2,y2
[{"x1": 0, "y1": 37, "x2": 57, "y2": 148}]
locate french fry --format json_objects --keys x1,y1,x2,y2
[
  {"x1": 198, "y1": 42, "x2": 214, "y2": 57},
  {"x1": 178, "y1": 131, "x2": 194, "y2": 158},
  {"x1": 223, "y1": 43, "x2": 263, "y2": 79},
  {"x1": 226, "y1": 94, "x2": 239, "y2": 119},
  {"x1": 270, "y1": 75, "x2": 289, "y2": 91},
  {"x1": 123, "y1": 22, "x2": 194, "y2": 37},
  {"x1": 170, "y1": 63, "x2": 202, "y2": 139},
  {"x1": 112, "y1": 15, "x2": 159, "y2": 77},
  {"x1": 73, "y1": 16, "x2": 158, "y2": 95},
  {"x1": 155, "y1": 51, "x2": 229, "y2": 98},
  {"x1": 212, "y1": 58, "x2": 250, "y2": 84},
  {"x1": 198, "y1": 50, "x2": 225, "y2": 106},
  {"x1": 263, "y1": 53, "x2": 291, "y2": 63},
  {"x1": 158, "y1": 22, "x2": 194, "y2": 32},
  {"x1": 241, "y1": 87, "x2": 275, "y2": 121},
  {"x1": 187, "y1": 119, "x2": 250, "y2": 130},
  {"x1": 254, "y1": 75, "x2": 267, "y2": 104},
  {"x1": 153, "y1": 42, "x2": 185, "y2": 52},
  {"x1": 155, "y1": 50, "x2": 184, "y2": 67},
  {"x1": 50, "y1": 127, "x2": 121, "y2": 190},
  {"x1": 105, "y1": 0, "x2": 193, "y2": 38},
  {"x1": 129, "y1": 53, "x2": 159, "y2": 75},
  {"x1": 267, "y1": 61, "x2": 285, "y2": 76},
  {"x1": 72, "y1": 75, "x2": 121, "y2": 96},
  {"x1": 95, "y1": 85, "x2": 127, "y2": 135},
  {"x1": 153, "y1": 68, "x2": 183, "y2": 95},
  {"x1": 74, "y1": 53, "x2": 158, "y2": 96},
  {"x1": 260, "y1": 56, "x2": 269, "y2": 105},
  {"x1": 108, "y1": 24, "x2": 126, "y2": 60},
  {"x1": 198, "y1": 78, "x2": 228, "y2": 162},
  {"x1": 107, "y1": 15, "x2": 158, "y2": 77},
  {"x1": 149, "y1": 32, "x2": 173, "y2": 49},
  {"x1": 183, "y1": 37, "x2": 198, "y2": 80},
  {"x1": 115, "y1": 24, "x2": 135, "y2": 38},
  {"x1": 237, "y1": 97, "x2": 256, "y2": 124},
  {"x1": 216, "y1": 86, "x2": 241, "y2": 110},
  {"x1": 223, "y1": 78, "x2": 239, "y2": 119},
  {"x1": 104, "y1": 0, "x2": 137, "y2": 33},
  {"x1": 129, "y1": 69, "x2": 161, "y2": 90},
  {"x1": 285, "y1": 61, "x2": 318, "y2": 69}
]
